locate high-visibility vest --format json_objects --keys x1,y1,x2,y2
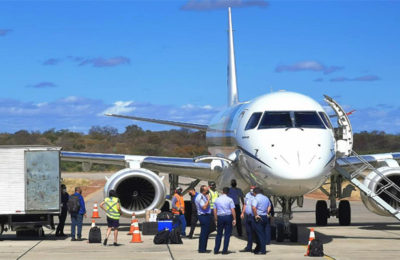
[
  {"x1": 104, "y1": 197, "x2": 120, "y2": 220},
  {"x1": 209, "y1": 190, "x2": 219, "y2": 209},
  {"x1": 171, "y1": 194, "x2": 185, "y2": 215}
]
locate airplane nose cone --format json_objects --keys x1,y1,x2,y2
[{"x1": 268, "y1": 130, "x2": 333, "y2": 180}]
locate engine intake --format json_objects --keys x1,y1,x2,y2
[
  {"x1": 361, "y1": 166, "x2": 400, "y2": 216},
  {"x1": 104, "y1": 168, "x2": 166, "y2": 217}
]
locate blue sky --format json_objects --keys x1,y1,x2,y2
[{"x1": 0, "y1": 0, "x2": 399, "y2": 133}]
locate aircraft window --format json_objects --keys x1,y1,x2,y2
[
  {"x1": 318, "y1": 112, "x2": 333, "y2": 129},
  {"x1": 294, "y1": 112, "x2": 326, "y2": 129},
  {"x1": 258, "y1": 112, "x2": 292, "y2": 129},
  {"x1": 245, "y1": 112, "x2": 262, "y2": 130}
]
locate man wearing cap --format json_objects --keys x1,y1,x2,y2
[
  {"x1": 208, "y1": 181, "x2": 219, "y2": 234},
  {"x1": 240, "y1": 185, "x2": 256, "y2": 252},
  {"x1": 195, "y1": 185, "x2": 212, "y2": 253},
  {"x1": 251, "y1": 187, "x2": 271, "y2": 255},
  {"x1": 172, "y1": 187, "x2": 186, "y2": 237},
  {"x1": 213, "y1": 187, "x2": 236, "y2": 255}
]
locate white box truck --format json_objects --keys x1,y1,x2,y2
[{"x1": 0, "y1": 146, "x2": 61, "y2": 237}]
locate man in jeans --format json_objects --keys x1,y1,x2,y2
[{"x1": 70, "y1": 187, "x2": 86, "y2": 241}]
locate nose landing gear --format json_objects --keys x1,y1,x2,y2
[{"x1": 272, "y1": 196, "x2": 299, "y2": 243}]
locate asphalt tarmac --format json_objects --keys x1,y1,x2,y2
[{"x1": 1, "y1": 172, "x2": 399, "y2": 260}]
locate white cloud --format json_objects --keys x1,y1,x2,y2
[
  {"x1": 0, "y1": 97, "x2": 222, "y2": 133},
  {"x1": 101, "y1": 101, "x2": 135, "y2": 116}
]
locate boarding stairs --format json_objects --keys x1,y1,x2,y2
[{"x1": 335, "y1": 150, "x2": 400, "y2": 221}]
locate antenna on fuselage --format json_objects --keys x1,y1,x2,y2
[{"x1": 227, "y1": 7, "x2": 239, "y2": 107}]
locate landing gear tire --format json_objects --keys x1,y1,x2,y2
[
  {"x1": 338, "y1": 200, "x2": 351, "y2": 226},
  {"x1": 316, "y1": 200, "x2": 328, "y2": 226},
  {"x1": 270, "y1": 225, "x2": 276, "y2": 241},
  {"x1": 276, "y1": 223, "x2": 284, "y2": 242},
  {"x1": 289, "y1": 223, "x2": 298, "y2": 242}
]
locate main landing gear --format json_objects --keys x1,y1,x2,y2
[
  {"x1": 315, "y1": 175, "x2": 352, "y2": 226},
  {"x1": 271, "y1": 196, "x2": 300, "y2": 243}
]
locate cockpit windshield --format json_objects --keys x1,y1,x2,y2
[
  {"x1": 249, "y1": 111, "x2": 327, "y2": 130},
  {"x1": 258, "y1": 112, "x2": 292, "y2": 129},
  {"x1": 294, "y1": 112, "x2": 326, "y2": 129},
  {"x1": 245, "y1": 112, "x2": 262, "y2": 130},
  {"x1": 318, "y1": 112, "x2": 333, "y2": 129}
]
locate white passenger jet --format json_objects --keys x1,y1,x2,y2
[{"x1": 62, "y1": 8, "x2": 400, "y2": 242}]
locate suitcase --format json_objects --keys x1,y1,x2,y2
[
  {"x1": 88, "y1": 226, "x2": 101, "y2": 243},
  {"x1": 142, "y1": 222, "x2": 159, "y2": 235}
]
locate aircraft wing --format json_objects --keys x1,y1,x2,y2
[
  {"x1": 105, "y1": 113, "x2": 208, "y2": 131},
  {"x1": 61, "y1": 151, "x2": 218, "y2": 180}
]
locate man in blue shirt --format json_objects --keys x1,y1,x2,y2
[
  {"x1": 227, "y1": 179, "x2": 244, "y2": 236},
  {"x1": 195, "y1": 185, "x2": 211, "y2": 253},
  {"x1": 70, "y1": 187, "x2": 86, "y2": 241},
  {"x1": 240, "y1": 185, "x2": 256, "y2": 252},
  {"x1": 213, "y1": 187, "x2": 236, "y2": 255},
  {"x1": 251, "y1": 187, "x2": 271, "y2": 255}
]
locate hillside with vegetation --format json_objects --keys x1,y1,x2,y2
[{"x1": 0, "y1": 126, "x2": 398, "y2": 171}]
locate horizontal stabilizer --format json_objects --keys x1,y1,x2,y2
[{"x1": 105, "y1": 113, "x2": 208, "y2": 131}]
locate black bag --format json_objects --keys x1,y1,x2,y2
[
  {"x1": 142, "y1": 222, "x2": 159, "y2": 235},
  {"x1": 67, "y1": 195, "x2": 80, "y2": 214},
  {"x1": 157, "y1": 211, "x2": 174, "y2": 221},
  {"x1": 309, "y1": 239, "x2": 324, "y2": 257},
  {"x1": 153, "y1": 229, "x2": 170, "y2": 244},
  {"x1": 88, "y1": 226, "x2": 101, "y2": 243},
  {"x1": 169, "y1": 228, "x2": 183, "y2": 244}
]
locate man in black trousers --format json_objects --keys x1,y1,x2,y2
[
  {"x1": 188, "y1": 188, "x2": 198, "y2": 239},
  {"x1": 55, "y1": 184, "x2": 69, "y2": 237},
  {"x1": 227, "y1": 179, "x2": 244, "y2": 236}
]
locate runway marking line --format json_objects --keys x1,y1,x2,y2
[{"x1": 16, "y1": 230, "x2": 54, "y2": 260}]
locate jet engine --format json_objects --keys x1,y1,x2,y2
[
  {"x1": 361, "y1": 166, "x2": 400, "y2": 216},
  {"x1": 104, "y1": 168, "x2": 167, "y2": 217}
]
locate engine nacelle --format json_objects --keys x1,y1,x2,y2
[
  {"x1": 361, "y1": 166, "x2": 400, "y2": 216},
  {"x1": 104, "y1": 168, "x2": 167, "y2": 217}
]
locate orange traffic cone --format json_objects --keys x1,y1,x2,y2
[
  {"x1": 130, "y1": 218, "x2": 143, "y2": 243},
  {"x1": 91, "y1": 219, "x2": 96, "y2": 228},
  {"x1": 91, "y1": 202, "x2": 100, "y2": 219},
  {"x1": 128, "y1": 213, "x2": 136, "y2": 235},
  {"x1": 305, "y1": 228, "x2": 316, "y2": 256}
]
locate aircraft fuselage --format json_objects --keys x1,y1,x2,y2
[{"x1": 206, "y1": 91, "x2": 336, "y2": 196}]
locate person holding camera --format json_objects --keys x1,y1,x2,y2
[{"x1": 172, "y1": 187, "x2": 187, "y2": 237}]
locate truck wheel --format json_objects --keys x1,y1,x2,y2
[{"x1": 37, "y1": 227, "x2": 45, "y2": 237}]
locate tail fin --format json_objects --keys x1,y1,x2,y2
[{"x1": 227, "y1": 7, "x2": 239, "y2": 107}]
